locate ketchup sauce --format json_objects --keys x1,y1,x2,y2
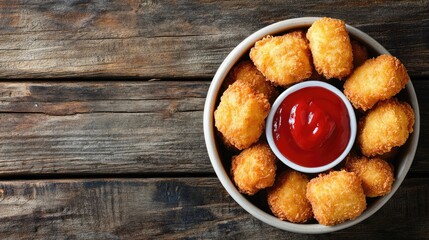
[{"x1": 272, "y1": 87, "x2": 350, "y2": 167}]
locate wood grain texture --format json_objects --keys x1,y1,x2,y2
[
  {"x1": 0, "y1": 178, "x2": 426, "y2": 240},
  {"x1": 0, "y1": 0, "x2": 427, "y2": 79},
  {"x1": 0, "y1": 1, "x2": 426, "y2": 239},
  {"x1": 0, "y1": 80, "x2": 427, "y2": 176},
  {"x1": 0, "y1": 81, "x2": 210, "y2": 175}
]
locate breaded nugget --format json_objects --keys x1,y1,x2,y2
[
  {"x1": 358, "y1": 98, "x2": 414, "y2": 156},
  {"x1": 267, "y1": 170, "x2": 313, "y2": 223},
  {"x1": 306, "y1": 170, "x2": 366, "y2": 226},
  {"x1": 214, "y1": 81, "x2": 270, "y2": 150},
  {"x1": 344, "y1": 54, "x2": 409, "y2": 111},
  {"x1": 351, "y1": 40, "x2": 369, "y2": 68},
  {"x1": 250, "y1": 31, "x2": 312, "y2": 87},
  {"x1": 225, "y1": 60, "x2": 278, "y2": 103},
  {"x1": 306, "y1": 17, "x2": 353, "y2": 79},
  {"x1": 345, "y1": 155, "x2": 394, "y2": 197},
  {"x1": 231, "y1": 142, "x2": 277, "y2": 195}
]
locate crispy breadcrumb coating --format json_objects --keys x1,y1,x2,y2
[
  {"x1": 344, "y1": 54, "x2": 409, "y2": 111},
  {"x1": 250, "y1": 31, "x2": 312, "y2": 87},
  {"x1": 306, "y1": 17, "x2": 353, "y2": 79},
  {"x1": 224, "y1": 60, "x2": 278, "y2": 103},
  {"x1": 267, "y1": 170, "x2": 313, "y2": 223},
  {"x1": 231, "y1": 142, "x2": 277, "y2": 195},
  {"x1": 358, "y1": 98, "x2": 414, "y2": 156},
  {"x1": 345, "y1": 155, "x2": 394, "y2": 197},
  {"x1": 351, "y1": 40, "x2": 369, "y2": 68},
  {"x1": 306, "y1": 170, "x2": 366, "y2": 226},
  {"x1": 214, "y1": 81, "x2": 270, "y2": 150}
]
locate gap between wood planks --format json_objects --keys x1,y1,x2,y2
[
  {"x1": 0, "y1": 75, "x2": 427, "y2": 82},
  {"x1": 0, "y1": 107, "x2": 202, "y2": 116},
  {"x1": 0, "y1": 77, "x2": 208, "y2": 83},
  {"x1": 0, "y1": 171, "x2": 426, "y2": 181},
  {"x1": 0, "y1": 172, "x2": 217, "y2": 181}
]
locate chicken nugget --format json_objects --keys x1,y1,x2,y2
[
  {"x1": 224, "y1": 60, "x2": 278, "y2": 103},
  {"x1": 358, "y1": 98, "x2": 414, "y2": 156},
  {"x1": 351, "y1": 40, "x2": 369, "y2": 68},
  {"x1": 214, "y1": 81, "x2": 270, "y2": 150},
  {"x1": 344, "y1": 54, "x2": 409, "y2": 111},
  {"x1": 231, "y1": 142, "x2": 277, "y2": 195},
  {"x1": 267, "y1": 170, "x2": 313, "y2": 223},
  {"x1": 250, "y1": 31, "x2": 312, "y2": 87},
  {"x1": 306, "y1": 17, "x2": 353, "y2": 79},
  {"x1": 306, "y1": 170, "x2": 366, "y2": 226},
  {"x1": 345, "y1": 155, "x2": 394, "y2": 197}
]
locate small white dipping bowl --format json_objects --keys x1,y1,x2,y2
[
  {"x1": 265, "y1": 81, "x2": 357, "y2": 173},
  {"x1": 203, "y1": 17, "x2": 420, "y2": 234}
]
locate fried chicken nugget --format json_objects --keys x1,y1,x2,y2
[
  {"x1": 250, "y1": 31, "x2": 312, "y2": 87},
  {"x1": 231, "y1": 142, "x2": 277, "y2": 195},
  {"x1": 306, "y1": 170, "x2": 366, "y2": 226},
  {"x1": 351, "y1": 40, "x2": 369, "y2": 68},
  {"x1": 306, "y1": 17, "x2": 353, "y2": 79},
  {"x1": 345, "y1": 155, "x2": 394, "y2": 197},
  {"x1": 224, "y1": 60, "x2": 278, "y2": 103},
  {"x1": 267, "y1": 170, "x2": 313, "y2": 223},
  {"x1": 214, "y1": 81, "x2": 270, "y2": 150},
  {"x1": 358, "y1": 98, "x2": 414, "y2": 156},
  {"x1": 344, "y1": 54, "x2": 409, "y2": 111}
]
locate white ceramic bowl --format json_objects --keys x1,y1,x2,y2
[
  {"x1": 265, "y1": 81, "x2": 357, "y2": 173},
  {"x1": 203, "y1": 17, "x2": 420, "y2": 234}
]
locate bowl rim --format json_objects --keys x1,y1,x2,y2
[
  {"x1": 265, "y1": 80, "x2": 357, "y2": 173},
  {"x1": 203, "y1": 17, "x2": 420, "y2": 234}
]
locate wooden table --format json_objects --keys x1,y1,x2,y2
[{"x1": 0, "y1": 1, "x2": 427, "y2": 239}]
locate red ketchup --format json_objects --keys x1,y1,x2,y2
[{"x1": 273, "y1": 87, "x2": 350, "y2": 168}]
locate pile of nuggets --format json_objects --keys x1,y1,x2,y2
[{"x1": 214, "y1": 17, "x2": 415, "y2": 226}]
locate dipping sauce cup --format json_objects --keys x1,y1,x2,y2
[{"x1": 266, "y1": 81, "x2": 357, "y2": 173}]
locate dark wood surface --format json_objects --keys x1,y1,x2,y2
[
  {"x1": 0, "y1": 1, "x2": 428, "y2": 239},
  {"x1": 0, "y1": 178, "x2": 427, "y2": 239}
]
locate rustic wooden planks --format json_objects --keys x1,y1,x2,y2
[
  {"x1": 0, "y1": 0, "x2": 427, "y2": 79},
  {"x1": 0, "y1": 81, "x2": 210, "y2": 175},
  {"x1": 0, "y1": 80, "x2": 427, "y2": 176},
  {"x1": 0, "y1": 1, "x2": 426, "y2": 238},
  {"x1": 0, "y1": 178, "x2": 426, "y2": 239}
]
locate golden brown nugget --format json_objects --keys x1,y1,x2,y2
[
  {"x1": 225, "y1": 60, "x2": 278, "y2": 103},
  {"x1": 345, "y1": 155, "x2": 394, "y2": 197},
  {"x1": 351, "y1": 40, "x2": 369, "y2": 68},
  {"x1": 267, "y1": 170, "x2": 313, "y2": 223},
  {"x1": 250, "y1": 31, "x2": 312, "y2": 87},
  {"x1": 344, "y1": 54, "x2": 409, "y2": 111},
  {"x1": 306, "y1": 170, "x2": 366, "y2": 226},
  {"x1": 214, "y1": 81, "x2": 270, "y2": 150},
  {"x1": 306, "y1": 17, "x2": 353, "y2": 79},
  {"x1": 358, "y1": 98, "x2": 414, "y2": 156},
  {"x1": 231, "y1": 143, "x2": 277, "y2": 195}
]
